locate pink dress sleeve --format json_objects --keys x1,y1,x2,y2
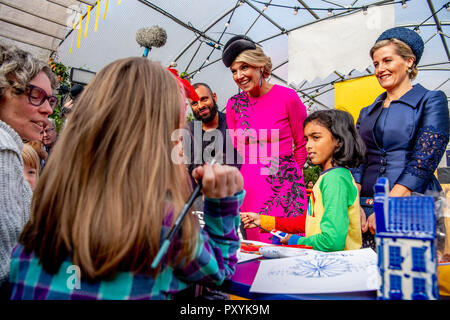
[{"x1": 286, "y1": 91, "x2": 308, "y2": 167}]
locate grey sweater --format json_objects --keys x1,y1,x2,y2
[{"x1": 0, "y1": 120, "x2": 31, "y2": 285}]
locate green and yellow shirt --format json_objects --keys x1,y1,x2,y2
[{"x1": 261, "y1": 167, "x2": 362, "y2": 251}]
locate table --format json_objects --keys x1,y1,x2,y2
[{"x1": 221, "y1": 258, "x2": 378, "y2": 300}]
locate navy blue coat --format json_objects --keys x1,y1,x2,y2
[{"x1": 353, "y1": 84, "x2": 449, "y2": 196}]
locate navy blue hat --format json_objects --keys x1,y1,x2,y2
[
  {"x1": 376, "y1": 27, "x2": 424, "y2": 65},
  {"x1": 222, "y1": 35, "x2": 257, "y2": 68}
]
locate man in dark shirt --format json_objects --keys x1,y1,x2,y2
[
  {"x1": 186, "y1": 83, "x2": 241, "y2": 176},
  {"x1": 183, "y1": 83, "x2": 244, "y2": 299}
]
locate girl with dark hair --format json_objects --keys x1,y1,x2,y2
[{"x1": 241, "y1": 110, "x2": 365, "y2": 252}]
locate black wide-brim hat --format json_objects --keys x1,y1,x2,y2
[
  {"x1": 222, "y1": 35, "x2": 257, "y2": 68},
  {"x1": 375, "y1": 27, "x2": 424, "y2": 65}
]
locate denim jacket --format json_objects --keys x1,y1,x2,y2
[{"x1": 352, "y1": 84, "x2": 449, "y2": 196}]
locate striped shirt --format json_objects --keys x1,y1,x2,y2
[{"x1": 9, "y1": 190, "x2": 245, "y2": 299}]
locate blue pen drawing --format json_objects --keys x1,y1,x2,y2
[
  {"x1": 268, "y1": 257, "x2": 351, "y2": 278},
  {"x1": 267, "y1": 255, "x2": 375, "y2": 279},
  {"x1": 292, "y1": 257, "x2": 352, "y2": 278}
]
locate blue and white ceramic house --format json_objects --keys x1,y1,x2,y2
[{"x1": 374, "y1": 177, "x2": 439, "y2": 300}]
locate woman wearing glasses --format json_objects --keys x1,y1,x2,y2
[{"x1": 0, "y1": 43, "x2": 57, "y2": 298}]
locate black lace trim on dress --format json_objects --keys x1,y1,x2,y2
[
  {"x1": 405, "y1": 125, "x2": 449, "y2": 180},
  {"x1": 259, "y1": 154, "x2": 306, "y2": 217}
]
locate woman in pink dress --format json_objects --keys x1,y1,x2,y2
[{"x1": 222, "y1": 35, "x2": 308, "y2": 243}]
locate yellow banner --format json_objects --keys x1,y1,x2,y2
[
  {"x1": 69, "y1": 22, "x2": 76, "y2": 54},
  {"x1": 103, "y1": 0, "x2": 109, "y2": 20},
  {"x1": 85, "y1": 6, "x2": 91, "y2": 38},
  {"x1": 334, "y1": 75, "x2": 385, "y2": 124},
  {"x1": 77, "y1": 14, "x2": 82, "y2": 48},
  {"x1": 95, "y1": 0, "x2": 100, "y2": 31}
]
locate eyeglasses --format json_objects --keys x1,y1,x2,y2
[
  {"x1": 27, "y1": 84, "x2": 59, "y2": 110},
  {"x1": 43, "y1": 127, "x2": 55, "y2": 135},
  {"x1": 23, "y1": 84, "x2": 59, "y2": 110}
]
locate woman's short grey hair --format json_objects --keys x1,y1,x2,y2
[{"x1": 0, "y1": 43, "x2": 58, "y2": 99}]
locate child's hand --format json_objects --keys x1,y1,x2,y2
[
  {"x1": 64, "y1": 98, "x2": 74, "y2": 110},
  {"x1": 192, "y1": 163, "x2": 243, "y2": 198},
  {"x1": 362, "y1": 213, "x2": 376, "y2": 234},
  {"x1": 367, "y1": 214, "x2": 376, "y2": 234},
  {"x1": 360, "y1": 207, "x2": 367, "y2": 232},
  {"x1": 240, "y1": 212, "x2": 260, "y2": 228},
  {"x1": 281, "y1": 234, "x2": 291, "y2": 245}
]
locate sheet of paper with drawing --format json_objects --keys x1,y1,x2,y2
[{"x1": 250, "y1": 248, "x2": 379, "y2": 294}]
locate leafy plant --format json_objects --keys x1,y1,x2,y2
[
  {"x1": 48, "y1": 57, "x2": 71, "y2": 132},
  {"x1": 179, "y1": 71, "x2": 189, "y2": 79},
  {"x1": 303, "y1": 163, "x2": 321, "y2": 185},
  {"x1": 185, "y1": 111, "x2": 194, "y2": 123}
]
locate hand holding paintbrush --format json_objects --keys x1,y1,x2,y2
[
  {"x1": 151, "y1": 160, "x2": 243, "y2": 268},
  {"x1": 240, "y1": 212, "x2": 290, "y2": 243},
  {"x1": 240, "y1": 211, "x2": 262, "y2": 229}
]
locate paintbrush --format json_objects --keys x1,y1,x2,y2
[{"x1": 250, "y1": 222, "x2": 284, "y2": 239}]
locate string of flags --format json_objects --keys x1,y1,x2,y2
[{"x1": 70, "y1": 0, "x2": 122, "y2": 53}]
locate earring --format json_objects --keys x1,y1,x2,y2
[
  {"x1": 407, "y1": 67, "x2": 412, "y2": 73},
  {"x1": 259, "y1": 70, "x2": 263, "y2": 87}
]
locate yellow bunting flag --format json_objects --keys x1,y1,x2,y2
[
  {"x1": 95, "y1": 0, "x2": 100, "y2": 32},
  {"x1": 103, "y1": 0, "x2": 109, "y2": 20},
  {"x1": 85, "y1": 6, "x2": 91, "y2": 38},
  {"x1": 334, "y1": 75, "x2": 385, "y2": 124},
  {"x1": 77, "y1": 14, "x2": 82, "y2": 48},
  {"x1": 69, "y1": 22, "x2": 76, "y2": 54}
]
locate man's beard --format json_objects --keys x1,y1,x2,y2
[{"x1": 193, "y1": 101, "x2": 218, "y2": 124}]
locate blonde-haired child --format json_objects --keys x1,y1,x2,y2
[{"x1": 21, "y1": 143, "x2": 40, "y2": 190}]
